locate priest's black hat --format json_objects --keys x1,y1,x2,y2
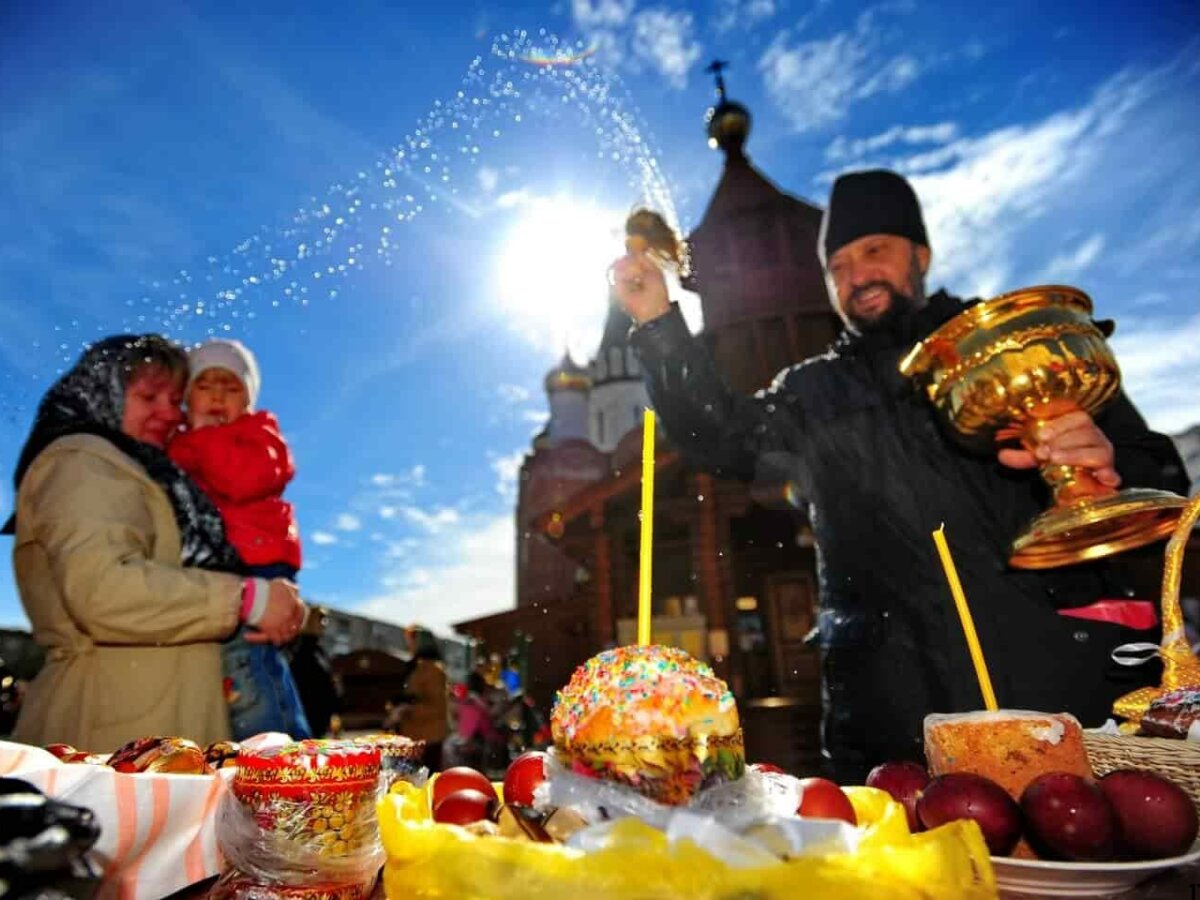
[{"x1": 819, "y1": 169, "x2": 929, "y2": 265}]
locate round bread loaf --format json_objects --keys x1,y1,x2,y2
[{"x1": 551, "y1": 645, "x2": 744, "y2": 805}]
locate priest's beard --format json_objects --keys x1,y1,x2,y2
[
  {"x1": 847, "y1": 254, "x2": 927, "y2": 338},
  {"x1": 847, "y1": 284, "x2": 913, "y2": 334}
]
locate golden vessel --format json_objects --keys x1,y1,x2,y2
[{"x1": 899, "y1": 285, "x2": 1187, "y2": 569}]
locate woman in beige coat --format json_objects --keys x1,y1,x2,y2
[
  {"x1": 394, "y1": 625, "x2": 449, "y2": 770},
  {"x1": 5, "y1": 335, "x2": 306, "y2": 752}
]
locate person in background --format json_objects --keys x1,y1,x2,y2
[
  {"x1": 5, "y1": 335, "x2": 303, "y2": 750},
  {"x1": 392, "y1": 625, "x2": 449, "y2": 771},
  {"x1": 287, "y1": 606, "x2": 341, "y2": 737},
  {"x1": 168, "y1": 338, "x2": 310, "y2": 740},
  {"x1": 443, "y1": 669, "x2": 504, "y2": 771}
]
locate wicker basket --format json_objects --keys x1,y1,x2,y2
[
  {"x1": 1085, "y1": 731, "x2": 1200, "y2": 813},
  {"x1": 1081, "y1": 492, "x2": 1200, "y2": 814}
]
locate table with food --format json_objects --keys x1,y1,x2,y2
[
  {"x1": 2, "y1": 625, "x2": 1198, "y2": 899},
  {"x1": 3, "y1": 287, "x2": 1199, "y2": 900}
]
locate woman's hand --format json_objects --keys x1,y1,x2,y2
[{"x1": 246, "y1": 579, "x2": 307, "y2": 646}]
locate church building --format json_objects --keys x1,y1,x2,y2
[{"x1": 457, "y1": 74, "x2": 843, "y2": 774}]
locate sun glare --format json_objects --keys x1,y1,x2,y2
[{"x1": 495, "y1": 196, "x2": 627, "y2": 351}]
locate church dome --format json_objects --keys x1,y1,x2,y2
[
  {"x1": 544, "y1": 352, "x2": 591, "y2": 394},
  {"x1": 706, "y1": 99, "x2": 752, "y2": 156}
]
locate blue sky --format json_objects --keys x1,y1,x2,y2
[{"x1": 1, "y1": 1, "x2": 1198, "y2": 635}]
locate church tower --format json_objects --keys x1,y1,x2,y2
[
  {"x1": 543, "y1": 352, "x2": 591, "y2": 445},
  {"x1": 684, "y1": 62, "x2": 839, "y2": 393},
  {"x1": 588, "y1": 297, "x2": 650, "y2": 453},
  {"x1": 514, "y1": 353, "x2": 607, "y2": 608}
]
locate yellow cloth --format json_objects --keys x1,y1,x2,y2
[{"x1": 379, "y1": 782, "x2": 997, "y2": 899}]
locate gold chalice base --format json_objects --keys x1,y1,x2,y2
[{"x1": 1010, "y1": 488, "x2": 1189, "y2": 569}]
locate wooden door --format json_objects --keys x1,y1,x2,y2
[{"x1": 764, "y1": 572, "x2": 819, "y2": 699}]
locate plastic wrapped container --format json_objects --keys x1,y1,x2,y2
[
  {"x1": 351, "y1": 734, "x2": 426, "y2": 791},
  {"x1": 213, "y1": 739, "x2": 384, "y2": 898}
]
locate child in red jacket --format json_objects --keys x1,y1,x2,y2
[{"x1": 169, "y1": 339, "x2": 312, "y2": 740}]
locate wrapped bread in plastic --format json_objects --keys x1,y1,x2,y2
[{"x1": 551, "y1": 645, "x2": 745, "y2": 806}]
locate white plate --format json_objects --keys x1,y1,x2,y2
[{"x1": 991, "y1": 841, "x2": 1200, "y2": 896}]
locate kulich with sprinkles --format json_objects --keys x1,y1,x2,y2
[{"x1": 551, "y1": 644, "x2": 745, "y2": 805}]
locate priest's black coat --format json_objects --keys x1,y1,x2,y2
[{"x1": 631, "y1": 292, "x2": 1190, "y2": 781}]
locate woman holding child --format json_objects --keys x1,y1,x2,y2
[{"x1": 5, "y1": 334, "x2": 305, "y2": 751}]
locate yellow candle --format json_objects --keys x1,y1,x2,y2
[
  {"x1": 638, "y1": 408, "x2": 656, "y2": 646},
  {"x1": 932, "y1": 524, "x2": 998, "y2": 711}
]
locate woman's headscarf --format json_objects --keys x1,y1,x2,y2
[{"x1": 4, "y1": 334, "x2": 245, "y2": 574}]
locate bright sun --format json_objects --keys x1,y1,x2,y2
[{"x1": 495, "y1": 195, "x2": 628, "y2": 351}]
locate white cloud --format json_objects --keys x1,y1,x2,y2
[
  {"x1": 523, "y1": 409, "x2": 551, "y2": 425},
  {"x1": 1110, "y1": 313, "x2": 1200, "y2": 434},
  {"x1": 402, "y1": 505, "x2": 461, "y2": 533},
  {"x1": 495, "y1": 189, "x2": 533, "y2": 209},
  {"x1": 335, "y1": 513, "x2": 362, "y2": 532},
  {"x1": 855, "y1": 56, "x2": 919, "y2": 99},
  {"x1": 368, "y1": 465, "x2": 425, "y2": 493},
  {"x1": 1038, "y1": 234, "x2": 1106, "y2": 282},
  {"x1": 497, "y1": 383, "x2": 530, "y2": 404},
  {"x1": 477, "y1": 166, "x2": 499, "y2": 194},
  {"x1": 714, "y1": 0, "x2": 777, "y2": 33},
  {"x1": 569, "y1": 1, "x2": 701, "y2": 90},
  {"x1": 490, "y1": 450, "x2": 525, "y2": 498},
  {"x1": 383, "y1": 537, "x2": 420, "y2": 560},
  {"x1": 311, "y1": 531, "x2": 339, "y2": 546},
  {"x1": 354, "y1": 514, "x2": 516, "y2": 636},
  {"x1": 630, "y1": 10, "x2": 702, "y2": 89},
  {"x1": 826, "y1": 122, "x2": 959, "y2": 162},
  {"x1": 864, "y1": 68, "x2": 1160, "y2": 296},
  {"x1": 379, "y1": 505, "x2": 397, "y2": 519},
  {"x1": 572, "y1": 0, "x2": 635, "y2": 28},
  {"x1": 759, "y1": 11, "x2": 920, "y2": 132}
]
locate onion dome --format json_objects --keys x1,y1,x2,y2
[
  {"x1": 706, "y1": 99, "x2": 752, "y2": 156},
  {"x1": 544, "y1": 352, "x2": 591, "y2": 394},
  {"x1": 703, "y1": 60, "x2": 752, "y2": 157}
]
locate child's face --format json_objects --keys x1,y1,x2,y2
[{"x1": 187, "y1": 367, "x2": 249, "y2": 429}]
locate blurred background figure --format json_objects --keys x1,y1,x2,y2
[
  {"x1": 443, "y1": 669, "x2": 505, "y2": 773},
  {"x1": 0, "y1": 657, "x2": 20, "y2": 736},
  {"x1": 387, "y1": 625, "x2": 448, "y2": 771},
  {"x1": 500, "y1": 650, "x2": 522, "y2": 697},
  {"x1": 287, "y1": 606, "x2": 341, "y2": 738}
]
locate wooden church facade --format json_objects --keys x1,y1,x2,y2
[{"x1": 457, "y1": 91, "x2": 844, "y2": 775}]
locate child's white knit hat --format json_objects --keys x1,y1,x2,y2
[{"x1": 187, "y1": 339, "x2": 261, "y2": 409}]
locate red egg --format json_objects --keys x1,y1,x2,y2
[
  {"x1": 1100, "y1": 769, "x2": 1199, "y2": 860},
  {"x1": 433, "y1": 788, "x2": 495, "y2": 825},
  {"x1": 432, "y1": 766, "x2": 497, "y2": 808},
  {"x1": 1021, "y1": 772, "x2": 1117, "y2": 861},
  {"x1": 917, "y1": 773, "x2": 1021, "y2": 856},
  {"x1": 749, "y1": 762, "x2": 786, "y2": 775},
  {"x1": 865, "y1": 761, "x2": 930, "y2": 832},
  {"x1": 796, "y1": 777, "x2": 857, "y2": 825},
  {"x1": 503, "y1": 751, "x2": 548, "y2": 807}
]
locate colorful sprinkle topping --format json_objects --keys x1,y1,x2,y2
[{"x1": 551, "y1": 644, "x2": 737, "y2": 744}]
